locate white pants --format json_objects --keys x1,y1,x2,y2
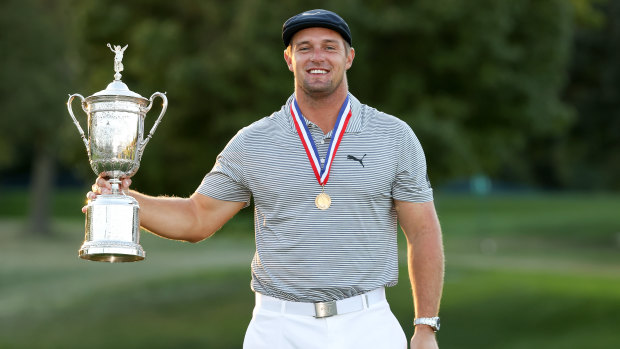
[{"x1": 243, "y1": 289, "x2": 407, "y2": 349}]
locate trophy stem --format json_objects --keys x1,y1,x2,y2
[{"x1": 109, "y1": 178, "x2": 122, "y2": 195}]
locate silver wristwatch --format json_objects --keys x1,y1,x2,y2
[{"x1": 414, "y1": 317, "x2": 440, "y2": 332}]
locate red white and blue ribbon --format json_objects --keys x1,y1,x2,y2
[{"x1": 290, "y1": 95, "x2": 352, "y2": 186}]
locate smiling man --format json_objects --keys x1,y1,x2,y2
[{"x1": 87, "y1": 8, "x2": 443, "y2": 349}]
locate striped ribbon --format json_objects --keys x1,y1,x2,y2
[{"x1": 290, "y1": 95, "x2": 352, "y2": 186}]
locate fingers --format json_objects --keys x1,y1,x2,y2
[
  {"x1": 121, "y1": 178, "x2": 132, "y2": 191},
  {"x1": 91, "y1": 184, "x2": 111, "y2": 195},
  {"x1": 87, "y1": 176, "x2": 133, "y2": 198},
  {"x1": 86, "y1": 191, "x2": 97, "y2": 200},
  {"x1": 94, "y1": 176, "x2": 112, "y2": 194},
  {"x1": 85, "y1": 177, "x2": 111, "y2": 210},
  {"x1": 83, "y1": 191, "x2": 95, "y2": 214},
  {"x1": 83, "y1": 176, "x2": 133, "y2": 214}
]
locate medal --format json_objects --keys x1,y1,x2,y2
[
  {"x1": 315, "y1": 187, "x2": 331, "y2": 210},
  {"x1": 291, "y1": 95, "x2": 352, "y2": 210}
]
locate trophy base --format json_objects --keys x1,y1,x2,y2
[
  {"x1": 79, "y1": 241, "x2": 145, "y2": 262},
  {"x1": 81, "y1": 193, "x2": 145, "y2": 263}
]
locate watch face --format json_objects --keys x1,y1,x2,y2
[{"x1": 434, "y1": 317, "x2": 440, "y2": 331}]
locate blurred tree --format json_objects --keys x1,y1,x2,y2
[
  {"x1": 0, "y1": 0, "x2": 79, "y2": 235},
  {"x1": 69, "y1": 0, "x2": 578, "y2": 193},
  {"x1": 562, "y1": 0, "x2": 620, "y2": 190},
  {"x1": 347, "y1": 0, "x2": 575, "y2": 184}
]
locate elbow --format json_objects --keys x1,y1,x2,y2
[
  {"x1": 183, "y1": 234, "x2": 202, "y2": 243},
  {"x1": 183, "y1": 227, "x2": 216, "y2": 243},
  {"x1": 185, "y1": 235, "x2": 206, "y2": 243}
]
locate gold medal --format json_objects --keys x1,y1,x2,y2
[{"x1": 315, "y1": 192, "x2": 331, "y2": 210}]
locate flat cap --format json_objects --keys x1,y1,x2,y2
[{"x1": 282, "y1": 9, "x2": 352, "y2": 47}]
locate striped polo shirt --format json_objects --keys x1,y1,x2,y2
[{"x1": 196, "y1": 93, "x2": 433, "y2": 302}]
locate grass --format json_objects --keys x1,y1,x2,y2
[
  {"x1": 435, "y1": 193, "x2": 620, "y2": 244},
  {"x1": 0, "y1": 188, "x2": 86, "y2": 219},
  {"x1": 437, "y1": 265, "x2": 620, "y2": 348},
  {"x1": 0, "y1": 230, "x2": 256, "y2": 349},
  {"x1": 1, "y1": 190, "x2": 619, "y2": 348},
  {"x1": 15, "y1": 269, "x2": 254, "y2": 349}
]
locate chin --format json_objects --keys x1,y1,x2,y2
[{"x1": 303, "y1": 81, "x2": 338, "y2": 94}]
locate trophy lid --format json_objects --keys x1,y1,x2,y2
[
  {"x1": 92, "y1": 80, "x2": 144, "y2": 98},
  {"x1": 91, "y1": 43, "x2": 145, "y2": 99}
]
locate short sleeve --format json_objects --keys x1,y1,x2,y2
[
  {"x1": 392, "y1": 123, "x2": 434, "y2": 203},
  {"x1": 195, "y1": 128, "x2": 252, "y2": 206}
]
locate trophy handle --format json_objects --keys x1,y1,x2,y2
[
  {"x1": 139, "y1": 92, "x2": 168, "y2": 159},
  {"x1": 67, "y1": 93, "x2": 90, "y2": 157}
]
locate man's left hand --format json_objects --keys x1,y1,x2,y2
[{"x1": 410, "y1": 326, "x2": 439, "y2": 349}]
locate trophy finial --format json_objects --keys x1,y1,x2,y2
[{"x1": 107, "y1": 43, "x2": 128, "y2": 81}]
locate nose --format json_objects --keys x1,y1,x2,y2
[{"x1": 310, "y1": 48, "x2": 325, "y2": 62}]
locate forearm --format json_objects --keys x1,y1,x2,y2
[
  {"x1": 87, "y1": 177, "x2": 244, "y2": 243},
  {"x1": 395, "y1": 200, "x2": 445, "y2": 335},
  {"x1": 129, "y1": 190, "x2": 207, "y2": 242},
  {"x1": 128, "y1": 189, "x2": 246, "y2": 243},
  {"x1": 408, "y1": 227, "x2": 444, "y2": 319}
]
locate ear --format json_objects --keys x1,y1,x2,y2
[
  {"x1": 283, "y1": 47, "x2": 294, "y2": 72},
  {"x1": 345, "y1": 47, "x2": 355, "y2": 70}
]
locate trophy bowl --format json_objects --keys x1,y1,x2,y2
[{"x1": 67, "y1": 44, "x2": 168, "y2": 262}]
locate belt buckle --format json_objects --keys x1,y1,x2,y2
[{"x1": 314, "y1": 300, "x2": 337, "y2": 318}]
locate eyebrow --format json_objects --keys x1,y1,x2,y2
[{"x1": 294, "y1": 39, "x2": 341, "y2": 47}]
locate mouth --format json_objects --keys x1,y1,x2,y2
[{"x1": 307, "y1": 68, "x2": 329, "y2": 75}]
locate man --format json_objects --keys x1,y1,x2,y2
[{"x1": 87, "y1": 9, "x2": 443, "y2": 349}]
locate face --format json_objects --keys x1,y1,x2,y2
[{"x1": 284, "y1": 27, "x2": 355, "y2": 98}]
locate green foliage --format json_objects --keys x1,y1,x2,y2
[
  {"x1": 0, "y1": 0, "x2": 617, "y2": 195},
  {"x1": 0, "y1": 0, "x2": 78, "y2": 156},
  {"x1": 57, "y1": 0, "x2": 578, "y2": 195},
  {"x1": 347, "y1": 0, "x2": 575, "y2": 182},
  {"x1": 571, "y1": 0, "x2": 607, "y2": 27},
  {"x1": 0, "y1": 0, "x2": 85, "y2": 235},
  {"x1": 561, "y1": 0, "x2": 620, "y2": 189}
]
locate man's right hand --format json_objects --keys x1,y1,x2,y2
[{"x1": 82, "y1": 176, "x2": 132, "y2": 213}]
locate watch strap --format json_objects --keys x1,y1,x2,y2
[{"x1": 414, "y1": 316, "x2": 440, "y2": 332}]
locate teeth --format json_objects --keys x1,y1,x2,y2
[{"x1": 309, "y1": 69, "x2": 327, "y2": 74}]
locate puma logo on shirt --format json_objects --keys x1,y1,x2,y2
[{"x1": 347, "y1": 154, "x2": 366, "y2": 167}]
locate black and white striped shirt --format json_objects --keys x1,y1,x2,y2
[{"x1": 197, "y1": 94, "x2": 433, "y2": 302}]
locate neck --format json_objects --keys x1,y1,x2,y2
[{"x1": 295, "y1": 87, "x2": 349, "y2": 133}]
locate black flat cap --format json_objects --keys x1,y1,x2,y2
[{"x1": 282, "y1": 9, "x2": 352, "y2": 47}]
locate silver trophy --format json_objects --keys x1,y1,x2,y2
[{"x1": 67, "y1": 44, "x2": 168, "y2": 262}]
